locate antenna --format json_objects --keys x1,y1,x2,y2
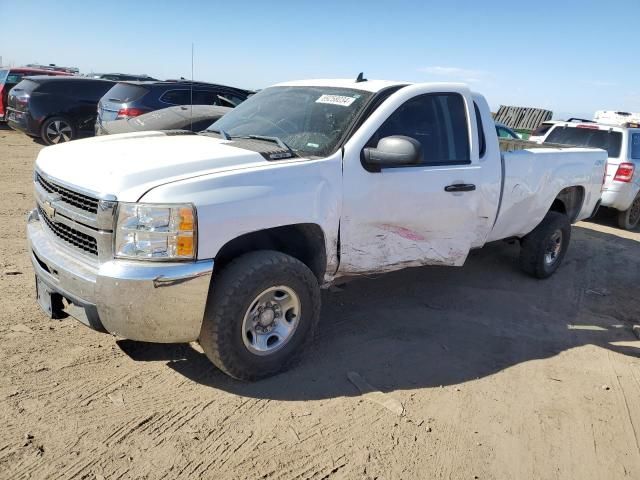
[
  {"x1": 355, "y1": 72, "x2": 367, "y2": 83},
  {"x1": 190, "y1": 43, "x2": 194, "y2": 131}
]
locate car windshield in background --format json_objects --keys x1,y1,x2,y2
[
  {"x1": 207, "y1": 86, "x2": 373, "y2": 157},
  {"x1": 0, "y1": 70, "x2": 8, "y2": 83},
  {"x1": 544, "y1": 126, "x2": 622, "y2": 158},
  {"x1": 6, "y1": 73, "x2": 25, "y2": 84}
]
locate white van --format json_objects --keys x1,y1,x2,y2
[{"x1": 543, "y1": 121, "x2": 640, "y2": 229}]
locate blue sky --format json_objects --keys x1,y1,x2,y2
[{"x1": 1, "y1": 0, "x2": 638, "y2": 118}]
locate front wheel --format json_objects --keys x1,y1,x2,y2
[
  {"x1": 199, "y1": 250, "x2": 321, "y2": 381},
  {"x1": 617, "y1": 194, "x2": 640, "y2": 230},
  {"x1": 519, "y1": 211, "x2": 571, "y2": 279}
]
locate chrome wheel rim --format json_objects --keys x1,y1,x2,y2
[
  {"x1": 544, "y1": 230, "x2": 563, "y2": 266},
  {"x1": 241, "y1": 286, "x2": 301, "y2": 356},
  {"x1": 45, "y1": 120, "x2": 72, "y2": 144}
]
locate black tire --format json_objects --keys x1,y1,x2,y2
[
  {"x1": 199, "y1": 250, "x2": 321, "y2": 381},
  {"x1": 617, "y1": 194, "x2": 640, "y2": 230},
  {"x1": 519, "y1": 211, "x2": 571, "y2": 279},
  {"x1": 40, "y1": 116, "x2": 76, "y2": 145}
]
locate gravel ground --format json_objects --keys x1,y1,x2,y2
[{"x1": 1, "y1": 126, "x2": 639, "y2": 480}]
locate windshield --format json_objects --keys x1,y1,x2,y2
[
  {"x1": 6, "y1": 73, "x2": 25, "y2": 84},
  {"x1": 544, "y1": 126, "x2": 622, "y2": 158},
  {"x1": 207, "y1": 86, "x2": 373, "y2": 157}
]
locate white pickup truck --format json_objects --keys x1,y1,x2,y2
[{"x1": 27, "y1": 79, "x2": 606, "y2": 380}]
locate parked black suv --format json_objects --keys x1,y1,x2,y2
[
  {"x1": 7, "y1": 76, "x2": 114, "y2": 144},
  {"x1": 96, "y1": 80, "x2": 253, "y2": 134}
]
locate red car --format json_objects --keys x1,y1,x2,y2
[{"x1": 0, "y1": 67, "x2": 72, "y2": 122}]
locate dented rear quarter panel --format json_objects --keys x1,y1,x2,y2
[{"x1": 487, "y1": 147, "x2": 606, "y2": 242}]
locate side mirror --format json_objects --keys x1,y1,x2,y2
[{"x1": 362, "y1": 136, "x2": 423, "y2": 170}]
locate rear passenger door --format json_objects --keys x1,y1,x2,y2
[{"x1": 339, "y1": 85, "x2": 485, "y2": 274}]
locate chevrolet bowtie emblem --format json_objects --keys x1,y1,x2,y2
[
  {"x1": 42, "y1": 199, "x2": 57, "y2": 219},
  {"x1": 42, "y1": 195, "x2": 60, "y2": 220}
]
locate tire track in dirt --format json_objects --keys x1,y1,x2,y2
[{"x1": 196, "y1": 403, "x2": 377, "y2": 479}]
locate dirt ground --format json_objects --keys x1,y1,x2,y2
[{"x1": 1, "y1": 126, "x2": 639, "y2": 480}]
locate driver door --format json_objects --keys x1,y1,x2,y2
[{"x1": 338, "y1": 84, "x2": 487, "y2": 275}]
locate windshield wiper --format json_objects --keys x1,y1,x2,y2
[
  {"x1": 247, "y1": 135, "x2": 292, "y2": 151},
  {"x1": 205, "y1": 128, "x2": 230, "y2": 140},
  {"x1": 232, "y1": 134, "x2": 297, "y2": 157}
]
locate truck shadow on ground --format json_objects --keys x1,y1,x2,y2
[{"x1": 119, "y1": 224, "x2": 640, "y2": 401}]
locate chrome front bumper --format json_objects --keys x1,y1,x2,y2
[{"x1": 27, "y1": 209, "x2": 214, "y2": 343}]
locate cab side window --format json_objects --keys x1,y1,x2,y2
[{"x1": 368, "y1": 93, "x2": 470, "y2": 165}]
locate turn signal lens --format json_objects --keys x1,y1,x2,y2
[
  {"x1": 178, "y1": 207, "x2": 194, "y2": 231},
  {"x1": 176, "y1": 234, "x2": 194, "y2": 257},
  {"x1": 614, "y1": 163, "x2": 635, "y2": 183}
]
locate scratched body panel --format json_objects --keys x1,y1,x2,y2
[{"x1": 336, "y1": 86, "x2": 606, "y2": 277}]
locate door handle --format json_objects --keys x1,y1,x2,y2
[{"x1": 444, "y1": 183, "x2": 476, "y2": 192}]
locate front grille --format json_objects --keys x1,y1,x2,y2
[
  {"x1": 36, "y1": 173, "x2": 99, "y2": 214},
  {"x1": 38, "y1": 206, "x2": 98, "y2": 256}
]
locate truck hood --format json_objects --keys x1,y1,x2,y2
[{"x1": 35, "y1": 131, "x2": 269, "y2": 202}]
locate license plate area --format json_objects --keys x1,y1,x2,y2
[{"x1": 35, "y1": 276, "x2": 66, "y2": 319}]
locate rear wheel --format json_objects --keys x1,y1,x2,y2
[
  {"x1": 41, "y1": 116, "x2": 76, "y2": 145},
  {"x1": 199, "y1": 250, "x2": 321, "y2": 381},
  {"x1": 519, "y1": 211, "x2": 571, "y2": 279},
  {"x1": 617, "y1": 194, "x2": 640, "y2": 230}
]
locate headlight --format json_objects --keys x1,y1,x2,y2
[{"x1": 115, "y1": 203, "x2": 196, "y2": 260}]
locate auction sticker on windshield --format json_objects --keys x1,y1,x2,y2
[{"x1": 316, "y1": 95, "x2": 357, "y2": 107}]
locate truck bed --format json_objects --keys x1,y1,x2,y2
[
  {"x1": 487, "y1": 146, "x2": 606, "y2": 242},
  {"x1": 498, "y1": 138, "x2": 567, "y2": 152}
]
